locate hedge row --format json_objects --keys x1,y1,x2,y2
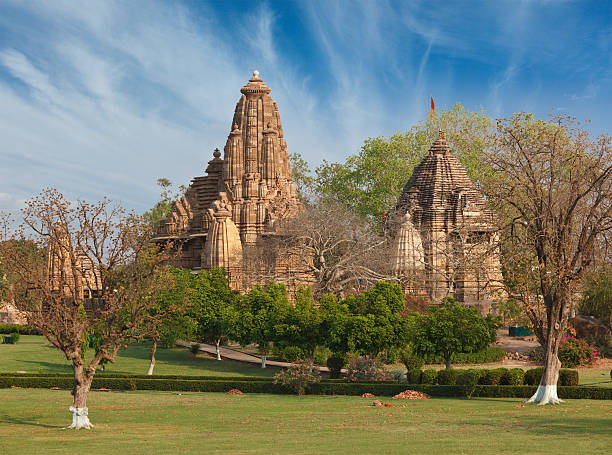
[
  {"x1": 1, "y1": 375, "x2": 611, "y2": 399},
  {"x1": 0, "y1": 324, "x2": 38, "y2": 335},
  {"x1": 0, "y1": 372, "x2": 275, "y2": 382},
  {"x1": 407, "y1": 367, "x2": 579, "y2": 387},
  {"x1": 426, "y1": 347, "x2": 506, "y2": 365}
]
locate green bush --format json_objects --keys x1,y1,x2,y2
[
  {"x1": 280, "y1": 346, "x2": 304, "y2": 363},
  {"x1": 313, "y1": 346, "x2": 332, "y2": 366},
  {"x1": 436, "y1": 369, "x2": 459, "y2": 385},
  {"x1": 559, "y1": 369, "x2": 579, "y2": 386},
  {"x1": 479, "y1": 368, "x2": 507, "y2": 385},
  {"x1": 400, "y1": 350, "x2": 425, "y2": 371},
  {"x1": 326, "y1": 353, "x2": 345, "y2": 379},
  {"x1": 559, "y1": 336, "x2": 597, "y2": 367},
  {"x1": 501, "y1": 368, "x2": 525, "y2": 386},
  {"x1": 406, "y1": 369, "x2": 421, "y2": 384},
  {"x1": 390, "y1": 369, "x2": 405, "y2": 382},
  {"x1": 420, "y1": 369, "x2": 437, "y2": 384},
  {"x1": 456, "y1": 370, "x2": 481, "y2": 398},
  {"x1": 9, "y1": 332, "x2": 20, "y2": 344},
  {"x1": 0, "y1": 324, "x2": 38, "y2": 335},
  {"x1": 523, "y1": 367, "x2": 543, "y2": 385},
  {"x1": 426, "y1": 347, "x2": 506, "y2": 365},
  {"x1": 189, "y1": 344, "x2": 201, "y2": 356}
]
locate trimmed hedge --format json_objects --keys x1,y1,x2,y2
[
  {"x1": 523, "y1": 367, "x2": 579, "y2": 386},
  {"x1": 1, "y1": 375, "x2": 610, "y2": 399},
  {"x1": 0, "y1": 324, "x2": 38, "y2": 335},
  {"x1": 427, "y1": 347, "x2": 506, "y2": 365}
]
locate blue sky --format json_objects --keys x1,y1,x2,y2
[{"x1": 0, "y1": 0, "x2": 610, "y2": 215}]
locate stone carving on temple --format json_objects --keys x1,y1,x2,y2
[
  {"x1": 386, "y1": 130, "x2": 504, "y2": 308},
  {"x1": 155, "y1": 71, "x2": 302, "y2": 287}
]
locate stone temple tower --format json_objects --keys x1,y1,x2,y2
[
  {"x1": 386, "y1": 131, "x2": 504, "y2": 308},
  {"x1": 155, "y1": 71, "x2": 301, "y2": 281}
]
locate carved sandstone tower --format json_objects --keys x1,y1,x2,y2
[
  {"x1": 155, "y1": 71, "x2": 300, "y2": 280},
  {"x1": 387, "y1": 131, "x2": 503, "y2": 307}
]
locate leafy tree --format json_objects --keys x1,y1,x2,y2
[
  {"x1": 290, "y1": 152, "x2": 316, "y2": 203},
  {"x1": 580, "y1": 270, "x2": 612, "y2": 330},
  {"x1": 314, "y1": 104, "x2": 493, "y2": 222},
  {"x1": 323, "y1": 281, "x2": 412, "y2": 356},
  {"x1": 189, "y1": 268, "x2": 240, "y2": 360},
  {"x1": 235, "y1": 282, "x2": 291, "y2": 368},
  {"x1": 485, "y1": 113, "x2": 611, "y2": 404},
  {"x1": 274, "y1": 287, "x2": 325, "y2": 362},
  {"x1": 411, "y1": 300, "x2": 491, "y2": 370},
  {"x1": 143, "y1": 178, "x2": 186, "y2": 230}
]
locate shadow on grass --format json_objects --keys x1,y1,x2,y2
[
  {"x1": 511, "y1": 415, "x2": 612, "y2": 437},
  {"x1": 16, "y1": 360, "x2": 72, "y2": 373},
  {"x1": 0, "y1": 414, "x2": 63, "y2": 429}
]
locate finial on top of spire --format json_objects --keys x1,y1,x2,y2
[
  {"x1": 213, "y1": 147, "x2": 221, "y2": 159},
  {"x1": 438, "y1": 129, "x2": 446, "y2": 140},
  {"x1": 253, "y1": 69, "x2": 259, "y2": 78}
]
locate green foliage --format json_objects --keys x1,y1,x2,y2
[
  {"x1": 190, "y1": 344, "x2": 201, "y2": 356},
  {"x1": 273, "y1": 361, "x2": 321, "y2": 395},
  {"x1": 406, "y1": 369, "x2": 422, "y2": 384},
  {"x1": 411, "y1": 301, "x2": 492, "y2": 369},
  {"x1": 323, "y1": 282, "x2": 411, "y2": 356},
  {"x1": 456, "y1": 370, "x2": 482, "y2": 398},
  {"x1": 400, "y1": 350, "x2": 425, "y2": 371},
  {"x1": 289, "y1": 152, "x2": 316, "y2": 202},
  {"x1": 501, "y1": 368, "x2": 525, "y2": 386},
  {"x1": 436, "y1": 369, "x2": 459, "y2": 385},
  {"x1": 314, "y1": 104, "x2": 493, "y2": 221},
  {"x1": 189, "y1": 268, "x2": 240, "y2": 348},
  {"x1": 420, "y1": 369, "x2": 437, "y2": 385},
  {"x1": 9, "y1": 331, "x2": 20, "y2": 344},
  {"x1": 478, "y1": 368, "x2": 506, "y2": 385},
  {"x1": 0, "y1": 324, "x2": 37, "y2": 334},
  {"x1": 326, "y1": 353, "x2": 345, "y2": 379},
  {"x1": 278, "y1": 346, "x2": 304, "y2": 362},
  {"x1": 142, "y1": 178, "x2": 185, "y2": 230},
  {"x1": 579, "y1": 271, "x2": 612, "y2": 329},
  {"x1": 426, "y1": 347, "x2": 506, "y2": 365}
]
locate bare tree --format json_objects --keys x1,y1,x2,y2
[
  {"x1": 243, "y1": 200, "x2": 395, "y2": 297},
  {"x1": 0, "y1": 189, "x2": 173, "y2": 428},
  {"x1": 485, "y1": 114, "x2": 611, "y2": 404}
]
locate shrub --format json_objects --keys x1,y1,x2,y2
[
  {"x1": 425, "y1": 347, "x2": 506, "y2": 365},
  {"x1": 326, "y1": 353, "x2": 345, "y2": 379},
  {"x1": 559, "y1": 369, "x2": 579, "y2": 386},
  {"x1": 400, "y1": 350, "x2": 425, "y2": 371},
  {"x1": 420, "y1": 369, "x2": 437, "y2": 384},
  {"x1": 559, "y1": 336, "x2": 598, "y2": 367},
  {"x1": 436, "y1": 369, "x2": 459, "y2": 385},
  {"x1": 273, "y1": 361, "x2": 321, "y2": 395},
  {"x1": 390, "y1": 369, "x2": 405, "y2": 382},
  {"x1": 528, "y1": 346, "x2": 545, "y2": 362},
  {"x1": 313, "y1": 346, "x2": 332, "y2": 366},
  {"x1": 479, "y1": 368, "x2": 507, "y2": 385},
  {"x1": 456, "y1": 370, "x2": 481, "y2": 398},
  {"x1": 189, "y1": 343, "x2": 201, "y2": 356},
  {"x1": 279, "y1": 346, "x2": 304, "y2": 363},
  {"x1": 0, "y1": 324, "x2": 38, "y2": 335},
  {"x1": 344, "y1": 354, "x2": 392, "y2": 382},
  {"x1": 523, "y1": 367, "x2": 544, "y2": 385},
  {"x1": 406, "y1": 369, "x2": 422, "y2": 384},
  {"x1": 9, "y1": 332, "x2": 20, "y2": 343},
  {"x1": 501, "y1": 368, "x2": 525, "y2": 386}
]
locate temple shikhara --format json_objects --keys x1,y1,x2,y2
[
  {"x1": 156, "y1": 71, "x2": 503, "y2": 306},
  {"x1": 155, "y1": 71, "x2": 301, "y2": 285},
  {"x1": 386, "y1": 131, "x2": 503, "y2": 307}
]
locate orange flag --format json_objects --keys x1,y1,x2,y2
[{"x1": 430, "y1": 96, "x2": 435, "y2": 121}]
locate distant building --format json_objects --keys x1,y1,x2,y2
[
  {"x1": 155, "y1": 71, "x2": 303, "y2": 287},
  {"x1": 386, "y1": 131, "x2": 504, "y2": 309}
]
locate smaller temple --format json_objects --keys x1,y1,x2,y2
[{"x1": 386, "y1": 130, "x2": 504, "y2": 308}]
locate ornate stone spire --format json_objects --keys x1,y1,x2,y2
[
  {"x1": 221, "y1": 70, "x2": 299, "y2": 243},
  {"x1": 391, "y1": 211, "x2": 425, "y2": 274}
]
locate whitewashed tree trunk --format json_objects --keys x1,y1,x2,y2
[
  {"x1": 147, "y1": 338, "x2": 158, "y2": 376},
  {"x1": 67, "y1": 406, "x2": 93, "y2": 429},
  {"x1": 526, "y1": 320, "x2": 564, "y2": 405},
  {"x1": 215, "y1": 339, "x2": 222, "y2": 360},
  {"x1": 261, "y1": 355, "x2": 267, "y2": 368},
  {"x1": 68, "y1": 363, "x2": 94, "y2": 429}
]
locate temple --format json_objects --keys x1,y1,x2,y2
[
  {"x1": 155, "y1": 71, "x2": 301, "y2": 282},
  {"x1": 386, "y1": 131, "x2": 504, "y2": 308}
]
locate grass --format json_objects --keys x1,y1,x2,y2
[
  {"x1": 0, "y1": 335, "x2": 275, "y2": 377},
  {"x1": 0, "y1": 388, "x2": 611, "y2": 454}
]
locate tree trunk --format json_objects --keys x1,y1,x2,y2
[
  {"x1": 526, "y1": 299, "x2": 567, "y2": 405},
  {"x1": 445, "y1": 354, "x2": 452, "y2": 370},
  {"x1": 215, "y1": 339, "x2": 222, "y2": 361},
  {"x1": 147, "y1": 337, "x2": 158, "y2": 376},
  {"x1": 69, "y1": 362, "x2": 94, "y2": 429},
  {"x1": 261, "y1": 354, "x2": 267, "y2": 368}
]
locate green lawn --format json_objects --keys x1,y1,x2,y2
[
  {"x1": 0, "y1": 335, "x2": 275, "y2": 377},
  {"x1": 0, "y1": 389, "x2": 610, "y2": 454}
]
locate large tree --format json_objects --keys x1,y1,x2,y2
[
  {"x1": 314, "y1": 104, "x2": 493, "y2": 221},
  {"x1": 0, "y1": 189, "x2": 172, "y2": 428},
  {"x1": 485, "y1": 114, "x2": 611, "y2": 404}
]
